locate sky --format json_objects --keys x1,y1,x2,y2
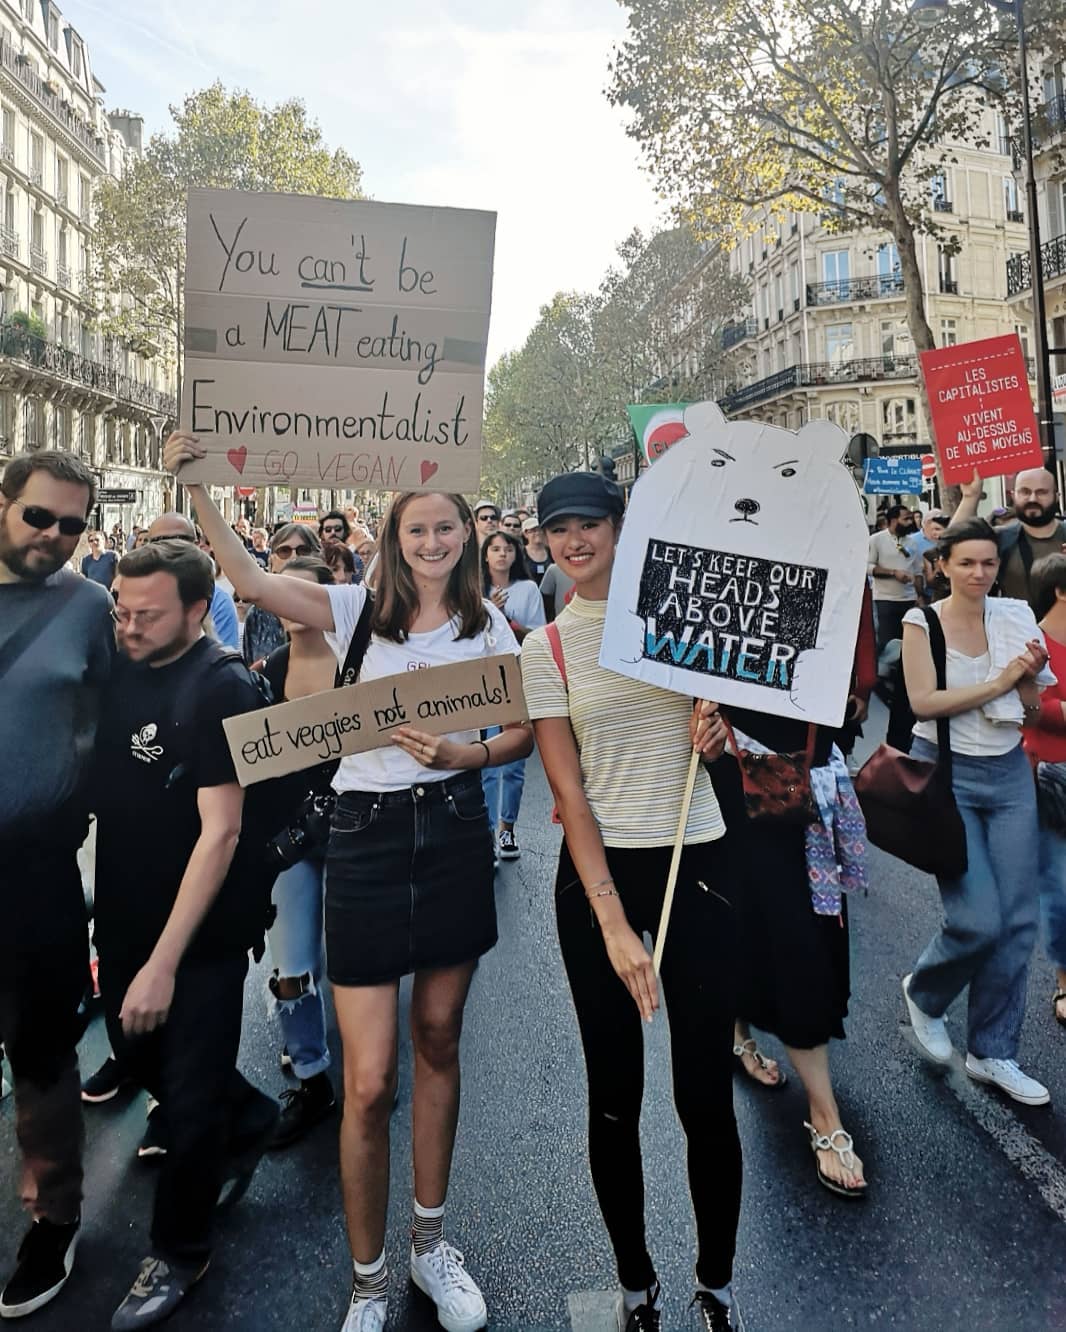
[{"x1": 71, "y1": 0, "x2": 665, "y2": 367}]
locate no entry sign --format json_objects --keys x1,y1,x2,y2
[
  {"x1": 919, "y1": 334, "x2": 1041, "y2": 484},
  {"x1": 920, "y1": 454, "x2": 937, "y2": 481}
]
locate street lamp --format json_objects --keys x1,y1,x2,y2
[{"x1": 911, "y1": 0, "x2": 1057, "y2": 464}]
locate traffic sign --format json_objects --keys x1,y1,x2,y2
[
  {"x1": 235, "y1": 487, "x2": 256, "y2": 498},
  {"x1": 98, "y1": 488, "x2": 137, "y2": 504},
  {"x1": 864, "y1": 456, "x2": 923, "y2": 495},
  {"x1": 921, "y1": 454, "x2": 937, "y2": 480}
]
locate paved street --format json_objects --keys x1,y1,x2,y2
[{"x1": 4, "y1": 704, "x2": 1066, "y2": 1331}]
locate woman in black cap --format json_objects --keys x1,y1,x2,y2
[{"x1": 521, "y1": 471, "x2": 742, "y2": 1332}]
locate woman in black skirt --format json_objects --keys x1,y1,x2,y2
[{"x1": 164, "y1": 433, "x2": 532, "y2": 1332}]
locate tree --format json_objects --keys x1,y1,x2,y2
[
  {"x1": 92, "y1": 83, "x2": 364, "y2": 406},
  {"x1": 609, "y1": 0, "x2": 1064, "y2": 362}
]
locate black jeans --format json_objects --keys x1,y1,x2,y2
[
  {"x1": 100, "y1": 950, "x2": 277, "y2": 1264},
  {"x1": 555, "y1": 837, "x2": 741, "y2": 1291},
  {"x1": 0, "y1": 819, "x2": 89, "y2": 1225}
]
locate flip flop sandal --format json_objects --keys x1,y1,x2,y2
[
  {"x1": 804, "y1": 1121, "x2": 867, "y2": 1200},
  {"x1": 732, "y1": 1038, "x2": 787, "y2": 1089},
  {"x1": 1053, "y1": 991, "x2": 1066, "y2": 1028}
]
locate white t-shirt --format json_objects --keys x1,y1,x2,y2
[
  {"x1": 493, "y1": 579, "x2": 546, "y2": 632},
  {"x1": 868, "y1": 529, "x2": 920, "y2": 603},
  {"x1": 325, "y1": 583, "x2": 521, "y2": 792}
]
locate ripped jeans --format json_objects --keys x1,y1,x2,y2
[{"x1": 266, "y1": 855, "x2": 329, "y2": 1080}]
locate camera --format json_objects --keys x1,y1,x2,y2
[{"x1": 266, "y1": 793, "x2": 335, "y2": 869}]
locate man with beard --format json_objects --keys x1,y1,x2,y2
[
  {"x1": 92, "y1": 539, "x2": 278, "y2": 1329},
  {"x1": 952, "y1": 466, "x2": 1066, "y2": 600},
  {"x1": 0, "y1": 451, "x2": 114, "y2": 1319},
  {"x1": 867, "y1": 503, "x2": 921, "y2": 654}
]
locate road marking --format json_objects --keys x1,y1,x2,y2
[
  {"x1": 901, "y1": 1025, "x2": 1066, "y2": 1221},
  {"x1": 568, "y1": 1289, "x2": 618, "y2": 1332}
]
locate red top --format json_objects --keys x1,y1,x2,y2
[{"x1": 1023, "y1": 632, "x2": 1066, "y2": 764}]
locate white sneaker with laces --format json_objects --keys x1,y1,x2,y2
[
  {"x1": 965, "y1": 1055, "x2": 1050, "y2": 1106},
  {"x1": 902, "y1": 974, "x2": 953, "y2": 1064},
  {"x1": 341, "y1": 1292, "x2": 387, "y2": 1332},
  {"x1": 410, "y1": 1242, "x2": 486, "y2": 1332}
]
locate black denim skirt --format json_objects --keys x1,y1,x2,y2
[{"x1": 324, "y1": 771, "x2": 497, "y2": 986}]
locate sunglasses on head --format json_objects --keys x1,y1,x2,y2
[
  {"x1": 10, "y1": 498, "x2": 88, "y2": 536},
  {"x1": 273, "y1": 543, "x2": 311, "y2": 559}
]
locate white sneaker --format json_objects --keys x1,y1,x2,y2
[
  {"x1": 902, "y1": 974, "x2": 953, "y2": 1064},
  {"x1": 410, "y1": 1243, "x2": 486, "y2": 1332},
  {"x1": 341, "y1": 1292, "x2": 387, "y2": 1332},
  {"x1": 965, "y1": 1055, "x2": 1050, "y2": 1106}
]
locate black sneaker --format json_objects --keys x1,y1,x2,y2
[
  {"x1": 268, "y1": 1073, "x2": 336, "y2": 1151},
  {"x1": 111, "y1": 1254, "x2": 208, "y2": 1330},
  {"x1": 497, "y1": 828, "x2": 520, "y2": 860},
  {"x1": 619, "y1": 1282, "x2": 662, "y2": 1332},
  {"x1": 691, "y1": 1291, "x2": 743, "y2": 1331},
  {"x1": 137, "y1": 1102, "x2": 168, "y2": 1161},
  {"x1": 81, "y1": 1056, "x2": 132, "y2": 1104},
  {"x1": 0, "y1": 1216, "x2": 80, "y2": 1318}
]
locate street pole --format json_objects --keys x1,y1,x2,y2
[{"x1": 1013, "y1": 0, "x2": 1056, "y2": 465}]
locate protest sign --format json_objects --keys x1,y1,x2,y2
[
  {"x1": 626, "y1": 403, "x2": 689, "y2": 465},
  {"x1": 223, "y1": 654, "x2": 525, "y2": 787},
  {"x1": 863, "y1": 455, "x2": 922, "y2": 495},
  {"x1": 178, "y1": 189, "x2": 496, "y2": 495},
  {"x1": 601, "y1": 401, "x2": 868, "y2": 728},
  {"x1": 919, "y1": 333, "x2": 1042, "y2": 484}
]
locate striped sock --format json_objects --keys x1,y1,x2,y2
[
  {"x1": 352, "y1": 1252, "x2": 387, "y2": 1299},
  {"x1": 412, "y1": 1199, "x2": 445, "y2": 1256}
]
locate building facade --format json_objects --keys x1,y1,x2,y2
[{"x1": 0, "y1": 0, "x2": 176, "y2": 536}]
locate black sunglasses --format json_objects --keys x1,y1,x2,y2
[
  {"x1": 273, "y1": 543, "x2": 312, "y2": 559},
  {"x1": 11, "y1": 498, "x2": 88, "y2": 536}
]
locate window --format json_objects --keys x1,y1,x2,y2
[
  {"x1": 774, "y1": 273, "x2": 784, "y2": 320},
  {"x1": 1, "y1": 106, "x2": 13, "y2": 159},
  {"x1": 930, "y1": 171, "x2": 952, "y2": 212},
  {"x1": 881, "y1": 318, "x2": 913, "y2": 364},
  {"x1": 822, "y1": 249, "x2": 850, "y2": 299},
  {"x1": 877, "y1": 242, "x2": 902, "y2": 294},
  {"x1": 70, "y1": 37, "x2": 82, "y2": 80},
  {"x1": 938, "y1": 247, "x2": 958, "y2": 294},
  {"x1": 940, "y1": 318, "x2": 958, "y2": 347},
  {"x1": 825, "y1": 322, "x2": 854, "y2": 365},
  {"x1": 78, "y1": 174, "x2": 90, "y2": 220},
  {"x1": 55, "y1": 154, "x2": 67, "y2": 203},
  {"x1": 30, "y1": 207, "x2": 42, "y2": 251},
  {"x1": 825, "y1": 401, "x2": 860, "y2": 434},
  {"x1": 882, "y1": 397, "x2": 918, "y2": 440},
  {"x1": 47, "y1": 12, "x2": 58, "y2": 50},
  {"x1": 28, "y1": 131, "x2": 42, "y2": 183},
  {"x1": 1004, "y1": 175, "x2": 1021, "y2": 221},
  {"x1": 3, "y1": 188, "x2": 13, "y2": 232},
  {"x1": 790, "y1": 263, "x2": 800, "y2": 310},
  {"x1": 1016, "y1": 323, "x2": 1031, "y2": 362}
]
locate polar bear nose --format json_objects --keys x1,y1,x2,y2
[{"x1": 734, "y1": 498, "x2": 760, "y2": 517}]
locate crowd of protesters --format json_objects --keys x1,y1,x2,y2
[{"x1": 3, "y1": 439, "x2": 1066, "y2": 1332}]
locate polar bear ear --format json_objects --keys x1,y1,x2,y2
[
  {"x1": 682, "y1": 400, "x2": 729, "y2": 440},
  {"x1": 795, "y1": 417, "x2": 849, "y2": 464}
]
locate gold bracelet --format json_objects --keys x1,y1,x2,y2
[{"x1": 589, "y1": 887, "x2": 620, "y2": 899}]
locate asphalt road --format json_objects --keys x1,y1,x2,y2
[{"x1": 4, "y1": 703, "x2": 1066, "y2": 1331}]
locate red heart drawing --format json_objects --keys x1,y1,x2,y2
[
  {"x1": 227, "y1": 446, "x2": 248, "y2": 475},
  {"x1": 420, "y1": 460, "x2": 439, "y2": 485}
]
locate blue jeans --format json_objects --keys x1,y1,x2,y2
[
  {"x1": 267, "y1": 855, "x2": 329, "y2": 1080},
  {"x1": 1038, "y1": 822, "x2": 1066, "y2": 973},
  {"x1": 481, "y1": 726, "x2": 526, "y2": 825},
  {"x1": 908, "y1": 740, "x2": 1039, "y2": 1059}
]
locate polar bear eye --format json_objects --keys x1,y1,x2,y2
[
  {"x1": 709, "y1": 459, "x2": 727, "y2": 468},
  {"x1": 780, "y1": 467, "x2": 796, "y2": 478}
]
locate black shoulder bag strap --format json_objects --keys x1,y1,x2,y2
[
  {"x1": 922, "y1": 606, "x2": 953, "y2": 781},
  {"x1": 335, "y1": 593, "x2": 374, "y2": 688},
  {"x1": 0, "y1": 577, "x2": 83, "y2": 686}
]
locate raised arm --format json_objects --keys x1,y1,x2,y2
[
  {"x1": 163, "y1": 431, "x2": 336, "y2": 632},
  {"x1": 947, "y1": 469, "x2": 983, "y2": 528}
]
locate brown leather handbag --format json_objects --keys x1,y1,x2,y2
[
  {"x1": 722, "y1": 718, "x2": 819, "y2": 825},
  {"x1": 853, "y1": 607, "x2": 968, "y2": 878}
]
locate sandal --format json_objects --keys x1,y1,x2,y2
[
  {"x1": 1053, "y1": 991, "x2": 1066, "y2": 1028},
  {"x1": 804, "y1": 1121, "x2": 867, "y2": 1200},
  {"x1": 732, "y1": 1039, "x2": 787, "y2": 1089}
]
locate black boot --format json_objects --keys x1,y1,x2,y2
[{"x1": 268, "y1": 1072, "x2": 336, "y2": 1151}]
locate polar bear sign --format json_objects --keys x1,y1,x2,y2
[{"x1": 601, "y1": 402, "x2": 868, "y2": 729}]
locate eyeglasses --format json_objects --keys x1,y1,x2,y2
[
  {"x1": 273, "y1": 543, "x2": 312, "y2": 559},
  {"x1": 113, "y1": 607, "x2": 167, "y2": 627},
  {"x1": 9, "y1": 498, "x2": 88, "y2": 537}
]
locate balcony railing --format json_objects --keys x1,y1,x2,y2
[
  {"x1": 719, "y1": 354, "x2": 919, "y2": 415},
  {"x1": 940, "y1": 278, "x2": 959, "y2": 294},
  {"x1": 1007, "y1": 209, "x2": 1024, "y2": 223},
  {"x1": 1007, "y1": 231, "x2": 1066, "y2": 295},
  {"x1": 56, "y1": 262, "x2": 71, "y2": 289},
  {"x1": 722, "y1": 317, "x2": 757, "y2": 350},
  {"x1": 0, "y1": 225, "x2": 18, "y2": 258},
  {"x1": 28, "y1": 166, "x2": 41, "y2": 187},
  {"x1": 0, "y1": 319, "x2": 176, "y2": 417},
  {"x1": 0, "y1": 42, "x2": 105, "y2": 164},
  {"x1": 29, "y1": 245, "x2": 47, "y2": 276},
  {"x1": 55, "y1": 187, "x2": 67, "y2": 208},
  {"x1": 806, "y1": 273, "x2": 905, "y2": 305},
  {"x1": 0, "y1": 141, "x2": 11, "y2": 163},
  {"x1": 1042, "y1": 93, "x2": 1066, "y2": 138}
]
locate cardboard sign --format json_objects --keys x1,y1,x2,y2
[
  {"x1": 223, "y1": 654, "x2": 525, "y2": 787},
  {"x1": 179, "y1": 189, "x2": 497, "y2": 494},
  {"x1": 863, "y1": 455, "x2": 922, "y2": 494},
  {"x1": 919, "y1": 334, "x2": 1042, "y2": 484},
  {"x1": 601, "y1": 401, "x2": 868, "y2": 728}
]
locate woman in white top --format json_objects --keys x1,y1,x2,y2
[
  {"x1": 901, "y1": 517, "x2": 1050, "y2": 1105},
  {"x1": 479, "y1": 531, "x2": 546, "y2": 859},
  {"x1": 163, "y1": 432, "x2": 532, "y2": 1332}
]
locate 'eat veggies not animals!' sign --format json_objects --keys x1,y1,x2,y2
[{"x1": 919, "y1": 334, "x2": 1042, "y2": 484}]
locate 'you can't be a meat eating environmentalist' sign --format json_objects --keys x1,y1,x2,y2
[{"x1": 178, "y1": 188, "x2": 496, "y2": 494}]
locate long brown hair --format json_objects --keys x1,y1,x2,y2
[{"x1": 372, "y1": 492, "x2": 488, "y2": 642}]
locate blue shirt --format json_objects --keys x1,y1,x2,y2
[{"x1": 209, "y1": 583, "x2": 239, "y2": 648}]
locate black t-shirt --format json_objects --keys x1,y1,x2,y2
[
  {"x1": 91, "y1": 637, "x2": 263, "y2": 966},
  {"x1": 527, "y1": 553, "x2": 552, "y2": 584}
]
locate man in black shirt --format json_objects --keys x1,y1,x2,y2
[
  {"x1": 92, "y1": 539, "x2": 278, "y2": 1330},
  {"x1": 0, "y1": 451, "x2": 113, "y2": 1320}
]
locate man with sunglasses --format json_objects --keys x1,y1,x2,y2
[{"x1": 0, "y1": 451, "x2": 115, "y2": 1319}]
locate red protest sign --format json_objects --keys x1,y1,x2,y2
[{"x1": 919, "y1": 334, "x2": 1042, "y2": 485}]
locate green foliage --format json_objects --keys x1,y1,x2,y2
[{"x1": 91, "y1": 83, "x2": 364, "y2": 387}]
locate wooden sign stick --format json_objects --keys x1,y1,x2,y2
[{"x1": 652, "y1": 745, "x2": 702, "y2": 975}]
